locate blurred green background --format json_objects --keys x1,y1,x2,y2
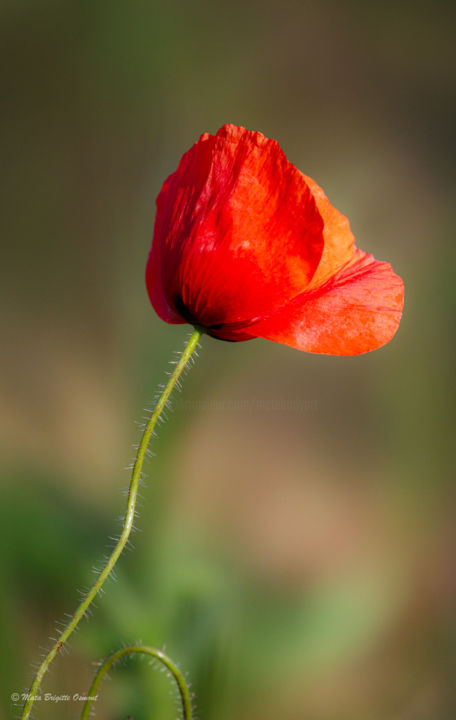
[{"x1": 1, "y1": 1, "x2": 455, "y2": 718}]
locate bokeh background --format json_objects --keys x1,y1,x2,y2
[{"x1": 1, "y1": 1, "x2": 455, "y2": 718}]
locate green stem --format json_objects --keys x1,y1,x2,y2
[
  {"x1": 21, "y1": 328, "x2": 202, "y2": 720},
  {"x1": 80, "y1": 645, "x2": 193, "y2": 720}
]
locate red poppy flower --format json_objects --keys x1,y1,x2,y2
[{"x1": 146, "y1": 124, "x2": 403, "y2": 355}]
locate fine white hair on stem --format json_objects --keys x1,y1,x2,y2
[{"x1": 22, "y1": 330, "x2": 203, "y2": 720}]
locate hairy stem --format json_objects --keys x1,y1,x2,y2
[
  {"x1": 81, "y1": 644, "x2": 193, "y2": 720},
  {"x1": 21, "y1": 329, "x2": 202, "y2": 720}
]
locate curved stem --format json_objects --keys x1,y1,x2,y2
[
  {"x1": 81, "y1": 645, "x2": 193, "y2": 720},
  {"x1": 21, "y1": 328, "x2": 202, "y2": 720}
]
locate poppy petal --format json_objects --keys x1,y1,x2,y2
[
  {"x1": 302, "y1": 174, "x2": 357, "y2": 289},
  {"x1": 245, "y1": 250, "x2": 404, "y2": 355},
  {"x1": 146, "y1": 125, "x2": 324, "y2": 328}
]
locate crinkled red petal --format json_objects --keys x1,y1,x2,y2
[
  {"x1": 243, "y1": 249, "x2": 404, "y2": 355},
  {"x1": 146, "y1": 125, "x2": 324, "y2": 328},
  {"x1": 302, "y1": 173, "x2": 357, "y2": 288}
]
